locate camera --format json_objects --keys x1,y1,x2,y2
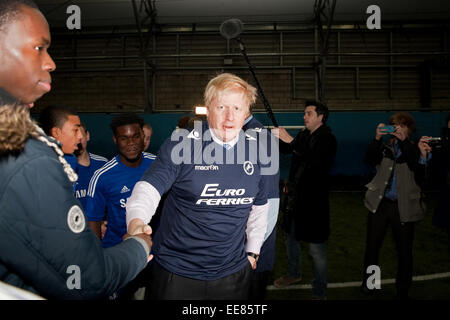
[
  {"x1": 426, "y1": 137, "x2": 442, "y2": 149},
  {"x1": 381, "y1": 125, "x2": 395, "y2": 133}
]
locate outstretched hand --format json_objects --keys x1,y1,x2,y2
[{"x1": 272, "y1": 127, "x2": 294, "y2": 143}]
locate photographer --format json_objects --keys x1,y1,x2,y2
[
  {"x1": 430, "y1": 114, "x2": 450, "y2": 246},
  {"x1": 360, "y1": 112, "x2": 430, "y2": 299},
  {"x1": 272, "y1": 101, "x2": 337, "y2": 300}
]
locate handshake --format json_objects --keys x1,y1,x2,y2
[{"x1": 123, "y1": 219, "x2": 153, "y2": 262}]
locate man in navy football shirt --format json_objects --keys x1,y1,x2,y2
[
  {"x1": 126, "y1": 73, "x2": 270, "y2": 299},
  {"x1": 74, "y1": 123, "x2": 108, "y2": 210},
  {"x1": 85, "y1": 113, "x2": 156, "y2": 247}
]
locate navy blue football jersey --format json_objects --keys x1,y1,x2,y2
[
  {"x1": 140, "y1": 121, "x2": 269, "y2": 280},
  {"x1": 242, "y1": 115, "x2": 280, "y2": 200}
]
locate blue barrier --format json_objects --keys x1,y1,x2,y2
[{"x1": 41, "y1": 111, "x2": 447, "y2": 180}]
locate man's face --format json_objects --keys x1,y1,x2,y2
[
  {"x1": 142, "y1": 126, "x2": 152, "y2": 151},
  {"x1": 74, "y1": 126, "x2": 89, "y2": 157},
  {"x1": 52, "y1": 115, "x2": 82, "y2": 154},
  {"x1": 0, "y1": 6, "x2": 56, "y2": 106},
  {"x1": 207, "y1": 89, "x2": 249, "y2": 142},
  {"x1": 303, "y1": 105, "x2": 323, "y2": 133},
  {"x1": 113, "y1": 123, "x2": 144, "y2": 163},
  {"x1": 79, "y1": 126, "x2": 90, "y2": 150}
]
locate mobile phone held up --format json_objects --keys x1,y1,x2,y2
[{"x1": 381, "y1": 125, "x2": 395, "y2": 133}]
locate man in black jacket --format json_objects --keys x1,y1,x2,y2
[
  {"x1": 0, "y1": 0, "x2": 152, "y2": 299},
  {"x1": 272, "y1": 100, "x2": 337, "y2": 300}
]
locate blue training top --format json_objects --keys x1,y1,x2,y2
[
  {"x1": 85, "y1": 152, "x2": 156, "y2": 248},
  {"x1": 74, "y1": 153, "x2": 108, "y2": 210}
]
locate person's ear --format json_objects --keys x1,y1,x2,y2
[
  {"x1": 50, "y1": 127, "x2": 61, "y2": 140},
  {"x1": 112, "y1": 135, "x2": 117, "y2": 145},
  {"x1": 318, "y1": 114, "x2": 324, "y2": 123},
  {"x1": 86, "y1": 131, "x2": 90, "y2": 142}
]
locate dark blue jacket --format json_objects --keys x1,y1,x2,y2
[{"x1": 0, "y1": 135, "x2": 149, "y2": 299}]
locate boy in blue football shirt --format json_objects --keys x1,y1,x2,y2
[
  {"x1": 86, "y1": 113, "x2": 156, "y2": 300},
  {"x1": 39, "y1": 105, "x2": 83, "y2": 173},
  {"x1": 86, "y1": 113, "x2": 156, "y2": 247},
  {"x1": 74, "y1": 123, "x2": 108, "y2": 210}
]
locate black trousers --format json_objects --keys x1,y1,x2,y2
[
  {"x1": 147, "y1": 260, "x2": 252, "y2": 300},
  {"x1": 117, "y1": 263, "x2": 153, "y2": 300},
  {"x1": 248, "y1": 270, "x2": 270, "y2": 300},
  {"x1": 362, "y1": 198, "x2": 415, "y2": 298}
]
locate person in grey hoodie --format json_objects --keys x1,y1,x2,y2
[{"x1": 0, "y1": 0, "x2": 152, "y2": 299}]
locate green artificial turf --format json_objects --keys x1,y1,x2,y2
[{"x1": 266, "y1": 192, "x2": 450, "y2": 300}]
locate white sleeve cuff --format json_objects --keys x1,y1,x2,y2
[{"x1": 126, "y1": 181, "x2": 161, "y2": 228}]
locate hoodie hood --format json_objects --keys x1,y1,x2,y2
[{"x1": 0, "y1": 88, "x2": 37, "y2": 156}]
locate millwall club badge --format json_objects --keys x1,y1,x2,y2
[
  {"x1": 67, "y1": 205, "x2": 85, "y2": 233},
  {"x1": 243, "y1": 161, "x2": 254, "y2": 175}
]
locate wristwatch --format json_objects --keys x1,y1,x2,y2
[{"x1": 247, "y1": 252, "x2": 259, "y2": 262}]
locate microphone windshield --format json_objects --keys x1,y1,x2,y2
[{"x1": 219, "y1": 18, "x2": 244, "y2": 40}]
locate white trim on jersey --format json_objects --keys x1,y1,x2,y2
[
  {"x1": 87, "y1": 158, "x2": 118, "y2": 197},
  {"x1": 143, "y1": 152, "x2": 156, "y2": 160},
  {"x1": 89, "y1": 153, "x2": 108, "y2": 162}
]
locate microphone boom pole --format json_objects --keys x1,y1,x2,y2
[
  {"x1": 236, "y1": 38, "x2": 279, "y2": 127},
  {"x1": 220, "y1": 19, "x2": 279, "y2": 127}
]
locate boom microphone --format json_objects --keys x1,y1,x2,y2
[
  {"x1": 219, "y1": 18, "x2": 244, "y2": 40},
  {"x1": 219, "y1": 19, "x2": 279, "y2": 127}
]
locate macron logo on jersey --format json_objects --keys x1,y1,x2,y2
[
  {"x1": 120, "y1": 185, "x2": 130, "y2": 194},
  {"x1": 196, "y1": 183, "x2": 254, "y2": 206},
  {"x1": 195, "y1": 164, "x2": 219, "y2": 171}
]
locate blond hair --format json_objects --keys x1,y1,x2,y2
[
  {"x1": 203, "y1": 73, "x2": 257, "y2": 109},
  {"x1": 0, "y1": 103, "x2": 78, "y2": 183},
  {"x1": 0, "y1": 103, "x2": 38, "y2": 156}
]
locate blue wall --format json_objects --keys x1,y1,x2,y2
[{"x1": 73, "y1": 111, "x2": 448, "y2": 180}]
